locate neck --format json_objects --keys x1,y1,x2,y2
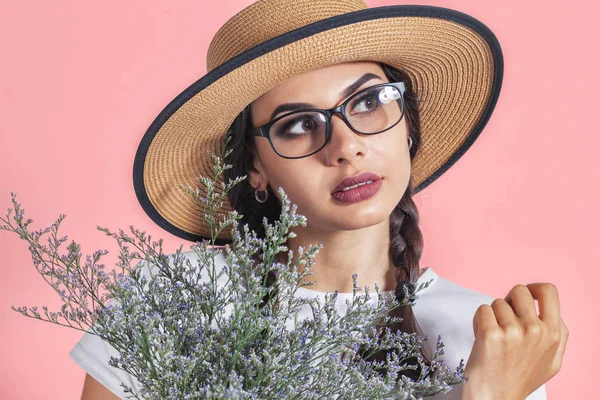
[{"x1": 279, "y1": 216, "x2": 413, "y2": 294}]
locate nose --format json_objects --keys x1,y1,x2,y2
[{"x1": 324, "y1": 112, "x2": 367, "y2": 165}]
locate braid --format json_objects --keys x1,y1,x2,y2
[
  {"x1": 391, "y1": 183, "x2": 434, "y2": 368},
  {"x1": 390, "y1": 186, "x2": 423, "y2": 284}
]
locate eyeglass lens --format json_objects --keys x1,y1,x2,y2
[{"x1": 269, "y1": 84, "x2": 403, "y2": 158}]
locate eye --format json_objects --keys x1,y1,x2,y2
[
  {"x1": 288, "y1": 118, "x2": 315, "y2": 134},
  {"x1": 276, "y1": 115, "x2": 318, "y2": 137},
  {"x1": 350, "y1": 93, "x2": 379, "y2": 114}
]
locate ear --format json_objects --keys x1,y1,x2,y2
[{"x1": 248, "y1": 152, "x2": 267, "y2": 190}]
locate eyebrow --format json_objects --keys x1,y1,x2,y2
[{"x1": 268, "y1": 72, "x2": 384, "y2": 121}]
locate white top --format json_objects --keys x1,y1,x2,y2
[{"x1": 70, "y1": 249, "x2": 547, "y2": 399}]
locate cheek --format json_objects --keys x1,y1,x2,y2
[
  {"x1": 373, "y1": 128, "x2": 412, "y2": 191},
  {"x1": 372, "y1": 126, "x2": 410, "y2": 163},
  {"x1": 390, "y1": 141, "x2": 412, "y2": 185},
  {"x1": 254, "y1": 138, "x2": 273, "y2": 156},
  {"x1": 262, "y1": 158, "x2": 314, "y2": 203},
  {"x1": 267, "y1": 164, "x2": 329, "y2": 222}
]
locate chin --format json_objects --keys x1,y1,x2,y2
[
  {"x1": 333, "y1": 208, "x2": 392, "y2": 230},
  {"x1": 301, "y1": 191, "x2": 398, "y2": 229}
]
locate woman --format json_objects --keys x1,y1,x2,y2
[{"x1": 71, "y1": 1, "x2": 568, "y2": 398}]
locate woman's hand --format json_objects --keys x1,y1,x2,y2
[{"x1": 462, "y1": 283, "x2": 569, "y2": 400}]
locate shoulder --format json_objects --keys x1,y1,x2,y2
[
  {"x1": 415, "y1": 269, "x2": 495, "y2": 313},
  {"x1": 414, "y1": 268, "x2": 495, "y2": 326},
  {"x1": 412, "y1": 269, "x2": 495, "y2": 368}
]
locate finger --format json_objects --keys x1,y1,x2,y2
[
  {"x1": 526, "y1": 283, "x2": 561, "y2": 328},
  {"x1": 473, "y1": 304, "x2": 499, "y2": 338},
  {"x1": 490, "y1": 298, "x2": 519, "y2": 329},
  {"x1": 504, "y1": 284, "x2": 538, "y2": 321}
]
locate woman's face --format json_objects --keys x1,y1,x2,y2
[{"x1": 248, "y1": 61, "x2": 412, "y2": 233}]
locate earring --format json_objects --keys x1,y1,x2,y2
[
  {"x1": 255, "y1": 188, "x2": 268, "y2": 203},
  {"x1": 408, "y1": 136, "x2": 413, "y2": 149}
]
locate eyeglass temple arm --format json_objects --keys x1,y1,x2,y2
[{"x1": 248, "y1": 127, "x2": 263, "y2": 137}]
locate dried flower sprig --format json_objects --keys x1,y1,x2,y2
[{"x1": 2, "y1": 131, "x2": 466, "y2": 399}]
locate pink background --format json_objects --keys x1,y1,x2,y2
[{"x1": 0, "y1": 0, "x2": 597, "y2": 398}]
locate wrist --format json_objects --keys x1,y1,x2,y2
[
  {"x1": 462, "y1": 380, "x2": 492, "y2": 400},
  {"x1": 461, "y1": 380, "x2": 526, "y2": 400}
]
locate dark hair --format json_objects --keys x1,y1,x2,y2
[{"x1": 223, "y1": 61, "x2": 432, "y2": 380}]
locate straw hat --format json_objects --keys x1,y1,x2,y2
[{"x1": 133, "y1": 0, "x2": 503, "y2": 244}]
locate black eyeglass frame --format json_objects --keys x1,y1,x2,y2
[{"x1": 247, "y1": 81, "x2": 407, "y2": 159}]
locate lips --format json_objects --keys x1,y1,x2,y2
[{"x1": 332, "y1": 172, "x2": 382, "y2": 194}]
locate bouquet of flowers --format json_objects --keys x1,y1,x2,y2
[{"x1": 2, "y1": 132, "x2": 466, "y2": 399}]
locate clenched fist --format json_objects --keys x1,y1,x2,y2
[{"x1": 462, "y1": 283, "x2": 569, "y2": 400}]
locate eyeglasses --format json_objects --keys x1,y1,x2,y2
[{"x1": 248, "y1": 81, "x2": 406, "y2": 159}]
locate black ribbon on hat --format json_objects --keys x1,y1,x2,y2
[{"x1": 395, "y1": 280, "x2": 416, "y2": 304}]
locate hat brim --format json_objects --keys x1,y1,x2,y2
[{"x1": 133, "y1": 5, "x2": 503, "y2": 244}]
